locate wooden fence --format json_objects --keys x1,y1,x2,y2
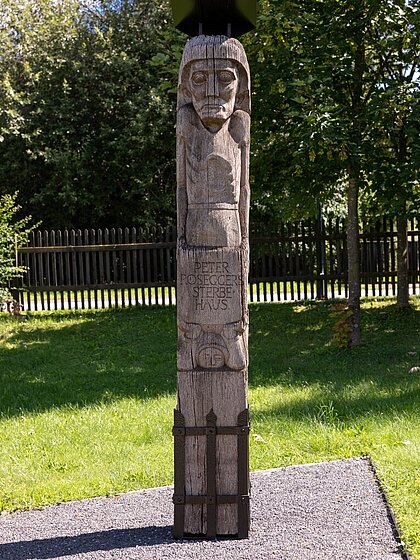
[{"x1": 12, "y1": 218, "x2": 420, "y2": 311}]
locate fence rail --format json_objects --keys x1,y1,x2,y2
[{"x1": 12, "y1": 218, "x2": 420, "y2": 311}]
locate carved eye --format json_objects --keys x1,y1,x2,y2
[
  {"x1": 218, "y1": 70, "x2": 235, "y2": 84},
  {"x1": 192, "y1": 71, "x2": 207, "y2": 85}
]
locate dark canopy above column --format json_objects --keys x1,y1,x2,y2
[{"x1": 170, "y1": 0, "x2": 257, "y2": 38}]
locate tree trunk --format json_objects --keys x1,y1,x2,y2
[
  {"x1": 347, "y1": 165, "x2": 361, "y2": 347},
  {"x1": 396, "y1": 215, "x2": 410, "y2": 308},
  {"x1": 395, "y1": 120, "x2": 410, "y2": 309},
  {"x1": 345, "y1": 38, "x2": 365, "y2": 348}
]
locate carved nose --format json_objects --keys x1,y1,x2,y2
[{"x1": 207, "y1": 73, "x2": 219, "y2": 97}]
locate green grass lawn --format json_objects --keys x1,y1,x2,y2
[{"x1": 0, "y1": 298, "x2": 419, "y2": 556}]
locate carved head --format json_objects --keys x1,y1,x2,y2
[{"x1": 178, "y1": 35, "x2": 250, "y2": 131}]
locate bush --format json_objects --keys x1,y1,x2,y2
[{"x1": 0, "y1": 193, "x2": 35, "y2": 310}]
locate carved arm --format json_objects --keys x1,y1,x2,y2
[{"x1": 176, "y1": 134, "x2": 188, "y2": 245}]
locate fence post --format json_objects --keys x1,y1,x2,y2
[{"x1": 315, "y1": 203, "x2": 327, "y2": 299}]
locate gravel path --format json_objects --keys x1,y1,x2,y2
[{"x1": 0, "y1": 458, "x2": 405, "y2": 560}]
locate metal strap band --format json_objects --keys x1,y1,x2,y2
[
  {"x1": 172, "y1": 407, "x2": 250, "y2": 538},
  {"x1": 173, "y1": 494, "x2": 249, "y2": 505},
  {"x1": 173, "y1": 409, "x2": 185, "y2": 538},
  {"x1": 172, "y1": 425, "x2": 250, "y2": 436},
  {"x1": 206, "y1": 409, "x2": 217, "y2": 537},
  {"x1": 237, "y1": 408, "x2": 250, "y2": 539}
]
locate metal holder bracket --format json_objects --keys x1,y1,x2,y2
[{"x1": 173, "y1": 408, "x2": 250, "y2": 539}]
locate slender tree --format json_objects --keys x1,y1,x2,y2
[
  {"x1": 362, "y1": 0, "x2": 420, "y2": 308},
  {"x1": 245, "y1": 0, "x2": 419, "y2": 344}
]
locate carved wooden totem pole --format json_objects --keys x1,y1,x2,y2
[{"x1": 171, "y1": 0, "x2": 256, "y2": 539}]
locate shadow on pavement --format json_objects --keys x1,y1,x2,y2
[{"x1": 0, "y1": 526, "x2": 173, "y2": 559}]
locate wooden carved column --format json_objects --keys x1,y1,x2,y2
[{"x1": 174, "y1": 35, "x2": 251, "y2": 538}]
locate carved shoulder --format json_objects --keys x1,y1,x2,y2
[{"x1": 229, "y1": 110, "x2": 250, "y2": 146}]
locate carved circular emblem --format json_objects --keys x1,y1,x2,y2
[{"x1": 197, "y1": 345, "x2": 226, "y2": 369}]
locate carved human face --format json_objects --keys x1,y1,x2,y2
[{"x1": 188, "y1": 60, "x2": 239, "y2": 131}]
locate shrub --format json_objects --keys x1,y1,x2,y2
[{"x1": 0, "y1": 193, "x2": 35, "y2": 310}]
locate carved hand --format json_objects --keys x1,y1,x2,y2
[
  {"x1": 178, "y1": 320, "x2": 201, "y2": 340},
  {"x1": 222, "y1": 321, "x2": 245, "y2": 340}
]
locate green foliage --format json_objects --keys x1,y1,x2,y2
[
  {"x1": 0, "y1": 0, "x2": 418, "y2": 230},
  {"x1": 244, "y1": 0, "x2": 420, "y2": 225},
  {"x1": 0, "y1": 192, "x2": 34, "y2": 308},
  {"x1": 360, "y1": 0, "x2": 420, "y2": 220},
  {"x1": 0, "y1": 0, "x2": 184, "y2": 228}
]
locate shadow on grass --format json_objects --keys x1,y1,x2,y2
[
  {"x1": 0, "y1": 300, "x2": 419, "y2": 422},
  {"x1": 0, "y1": 306, "x2": 177, "y2": 417},
  {"x1": 248, "y1": 300, "x2": 420, "y2": 423},
  {"x1": 0, "y1": 526, "x2": 173, "y2": 559}
]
